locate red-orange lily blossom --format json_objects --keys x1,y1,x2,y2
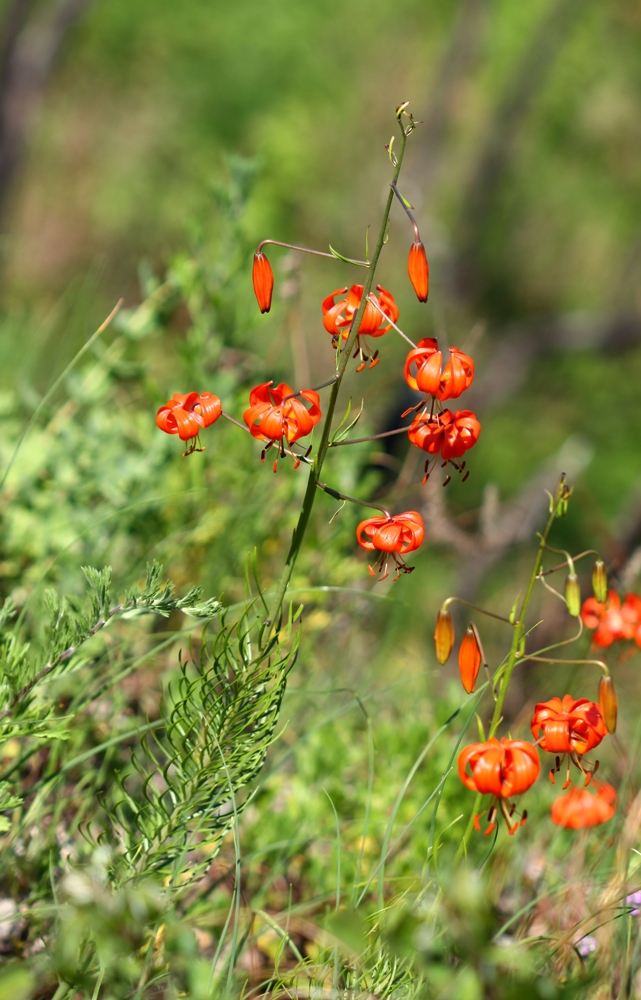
[
  {"x1": 531, "y1": 694, "x2": 607, "y2": 788},
  {"x1": 356, "y1": 510, "x2": 424, "y2": 581},
  {"x1": 252, "y1": 251, "x2": 274, "y2": 314},
  {"x1": 156, "y1": 392, "x2": 222, "y2": 454},
  {"x1": 458, "y1": 737, "x2": 540, "y2": 835},
  {"x1": 551, "y1": 781, "x2": 617, "y2": 829},
  {"x1": 407, "y1": 240, "x2": 429, "y2": 302},
  {"x1": 581, "y1": 589, "x2": 641, "y2": 648},
  {"x1": 404, "y1": 338, "x2": 474, "y2": 400},
  {"x1": 322, "y1": 284, "x2": 399, "y2": 370},
  {"x1": 408, "y1": 408, "x2": 481, "y2": 461},
  {"x1": 243, "y1": 382, "x2": 321, "y2": 470}
]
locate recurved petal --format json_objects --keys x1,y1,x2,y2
[
  {"x1": 458, "y1": 743, "x2": 486, "y2": 792},
  {"x1": 196, "y1": 393, "x2": 223, "y2": 427},
  {"x1": 322, "y1": 288, "x2": 348, "y2": 314},
  {"x1": 323, "y1": 300, "x2": 348, "y2": 335},
  {"x1": 356, "y1": 516, "x2": 387, "y2": 551},
  {"x1": 469, "y1": 746, "x2": 505, "y2": 797},
  {"x1": 370, "y1": 522, "x2": 404, "y2": 552},
  {"x1": 376, "y1": 285, "x2": 399, "y2": 323},
  {"x1": 502, "y1": 742, "x2": 540, "y2": 796},
  {"x1": 171, "y1": 407, "x2": 202, "y2": 441},
  {"x1": 156, "y1": 406, "x2": 179, "y2": 434},
  {"x1": 248, "y1": 381, "x2": 274, "y2": 407}
]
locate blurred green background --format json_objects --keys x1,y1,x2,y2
[{"x1": 1, "y1": 0, "x2": 641, "y2": 991}]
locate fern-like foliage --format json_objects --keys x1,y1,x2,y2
[
  {"x1": 0, "y1": 561, "x2": 220, "y2": 732},
  {"x1": 109, "y1": 606, "x2": 299, "y2": 883}
]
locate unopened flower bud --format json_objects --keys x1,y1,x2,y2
[
  {"x1": 252, "y1": 250, "x2": 274, "y2": 313},
  {"x1": 434, "y1": 607, "x2": 454, "y2": 665},
  {"x1": 555, "y1": 481, "x2": 572, "y2": 518},
  {"x1": 458, "y1": 624, "x2": 481, "y2": 694},
  {"x1": 407, "y1": 240, "x2": 429, "y2": 302},
  {"x1": 592, "y1": 559, "x2": 608, "y2": 605},
  {"x1": 565, "y1": 573, "x2": 581, "y2": 617},
  {"x1": 598, "y1": 675, "x2": 618, "y2": 734}
]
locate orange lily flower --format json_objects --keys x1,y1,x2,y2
[
  {"x1": 244, "y1": 382, "x2": 321, "y2": 470},
  {"x1": 156, "y1": 392, "x2": 222, "y2": 455},
  {"x1": 531, "y1": 696, "x2": 606, "y2": 756},
  {"x1": 356, "y1": 510, "x2": 424, "y2": 581},
  {"x1": 581, "y1": 590, "x2": 641, "y2": 648},
  {"x1": 407, "y1": 408, "x2": 481, "y2": 486},
  {"x1": 322, "y1": 284, "x2": 399, "y2": 370},
  {"x1": 551, "y1": 781, "x2": 617, "y2": 829},
  {"x1": 407, "y1": 240, "x2": 429, "y2": 302},
  {"x1": 252, "y1": 251, "x2": 274, "y2": 313},
  {"x1": 404, "y1": 338, "x2": 474, "y2": 401},
  {"x1": 458, "y1": 737, "x2": 540, "y2": 835},
  {"x1": 531, "y1": 694, "x2": 607, "y2": 788},
  {"x1": 408, "y1": 409, "x2": 481, "y2": 461}
]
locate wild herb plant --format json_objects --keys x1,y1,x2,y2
[{"x1": 0, "y1": 103, "x2": 639, "y2": 1000}]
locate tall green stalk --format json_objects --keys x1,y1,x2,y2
[
  {"x1": 455, "y1": 480, "x2": 566, "y2": 858},
  {"x1": 264, "y1": 116, "x2": 410, "y2": 633}
]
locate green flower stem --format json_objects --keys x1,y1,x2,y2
[
  {"x1": 264, "y1": 116, "x2": 409, "y2": 634},
  {"x1": 455, "y1": 485, "x2": 562, "y2": 860}
]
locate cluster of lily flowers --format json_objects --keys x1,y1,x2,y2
[
  {"x1": 155, "y1": 234, "x2": 481, "y2": 581},
  {"x1": 435, "y1": 604, "x2": 619, "y2": 834},
  {"x1": 581, "y1": 588, "x2": 641, "y2": 649}
]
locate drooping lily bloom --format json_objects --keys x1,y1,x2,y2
[
  {"x1": 322, "y1": 284, "x2": 399, "y2": 370},
  {"x1": 551, "y1": 782, "x2": 617, "y2": 829},
  {"x1": 356, "y1": 510, "x2": 424, "y2": 581},
  {"x1": 252, "y1": 250, "x2": 274, "y2": 313},
  {"x1": 581, "y1": 590, "x2": 641, "y2": 648},
  {"x1": 407, "y1": 409, "x2": 481, "y2": 460},
  {"x1": 531, "y1": 696, "x2": 607, "y2": 756},
  {"x1": 442, "y1": 410, "x2": 481, "y2": 460},
  {"x1": 244, "y1": 382, "x2": 321, "y2": 468},
  {"x1": 458, "y1": 737, "x2": 540, "y2": 835},
  {"x1": 407, "y1": 240, "x2": 429, "y2": 302},
  {"x1": 156, "y1": 392, "x2": 222, "y2": 453},
  {"x1": 404, "y1": 338, "x2": 474, "y2": 401},
  {"x1": 531, "y1": 694, "x2": 607, "y2": 787}
]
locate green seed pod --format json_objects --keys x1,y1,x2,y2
[
  {"x1": 565, "y1": 573, "x2": 581, "y2": 617},
  {"x1": 592, "y1": 559, "x2": 608, "y2": 605}
]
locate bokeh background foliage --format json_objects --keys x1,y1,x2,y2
[{"x1": 0, "y1": 0, "x2": 639, "y2": 996}]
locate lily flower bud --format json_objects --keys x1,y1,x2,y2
[
  {"x1": 458, "y1": 624, "x2": 481, "y2": 694},
  {"x1": 598, "y1": 675, "x2": 618, "y2": 734},
  {"x1": 407, "y1": 240, "x2": 429, "y2": 302},
  {"x1": 554, "y1": 480, "x2": 572, "y2": 518},
  {"x1": 565, "y1": 573, "x2": 581, "y2": 617},
  {"x1": 592, "y1": 560, "x2": 608, "y2": 605},
  {"x1": 434, "y1": 606, "x2": 454, "y2": 664},
  {"x1": 252, "y1": 250, "x2": 274, "y2": 313}
]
